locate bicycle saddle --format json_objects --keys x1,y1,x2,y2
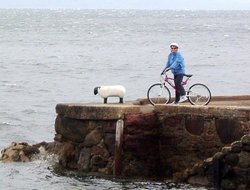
[{"x1": 184, "y1": 74, "x2": 193, "y2": 77}]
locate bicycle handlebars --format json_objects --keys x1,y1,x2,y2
[{"x1": 161, "y1": 68, "x2": 170, "y2": 75}]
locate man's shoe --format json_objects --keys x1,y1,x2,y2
[
  {"x1": 170, "y1": 101, "x2": 179, "y2": 105},
  {"x1": 178, "y1": 96, "x2": 188, "y2": 103}
]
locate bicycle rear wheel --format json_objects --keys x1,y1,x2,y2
[
  {"x1": 147, "y1": 83, "x2": 171, "y2": 105},
  {"x1": 187, "y1": 83, "x2": 211, "y2": 105}
]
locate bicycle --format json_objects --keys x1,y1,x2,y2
[{"x1": 147, "y1": 71, "x2": 211, "y2": 106}]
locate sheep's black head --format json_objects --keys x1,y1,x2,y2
[{"x1": 94, "y1": 87, "x2": 100, "y2": 95}]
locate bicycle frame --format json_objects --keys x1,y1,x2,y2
[{"x1": 160, "y1": 74, "x2": 192, "y2": 92}]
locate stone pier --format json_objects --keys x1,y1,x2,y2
[
  {"x1": 52, "y1": 96, "x2": 250, "y2": 189},
  {"x1": 2, "y1": 96, "x2": 250, "y2": 189}
]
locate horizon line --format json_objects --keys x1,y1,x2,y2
[{"x1": 0, "y1": 7, "x2": 249, "y2": 11}]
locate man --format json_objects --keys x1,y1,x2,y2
[{"x1": 162, "y1": 42, "x2": 187, "y2": 103}]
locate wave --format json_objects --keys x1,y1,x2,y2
[{"x1": 0, "y1": 122, "x2": 11, "y2": 127}]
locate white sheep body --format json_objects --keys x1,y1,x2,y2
[
  {"x1": 98, "y1": 85, "x2": 125, "y2": 98},
  {"x1": 94, "y1": 85, "x2": 126, "y2": 103}
]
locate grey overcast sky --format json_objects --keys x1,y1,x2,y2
[{"x1": 0, "y1": 0, "x2": 250, "y2": 10}]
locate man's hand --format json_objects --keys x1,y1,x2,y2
[{"x1": 161, "y1": 68, "x2": 170, "y2": 75}]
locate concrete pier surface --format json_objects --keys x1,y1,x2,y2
[
  {"x1": 205, "y1": 95, "x2": 250, "y2": 107},
  {"x1": 135, "y1": 95, "x2": 250, "y2": 107},
  {"x1": 56, "y1": 95, "x2": 250, "y2": 119}
]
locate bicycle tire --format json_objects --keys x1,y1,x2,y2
[
  {"x1": 147, "y1": 83, "x2": 171, "y2": 105},
  {"x1": 187, "y1": 83, "x2": 211, "y2": 105}
]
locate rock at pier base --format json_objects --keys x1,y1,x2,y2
[
  {"x1": 0, "y1": 141, "x2": 63, "y2": 162},
  {"x1": 178, "y1": 134, "x2": 250, "y2": 189}
]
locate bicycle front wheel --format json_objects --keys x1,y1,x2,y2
[
  {"x1": 147, "y1": 83, "x2": 171, "y2": 105},
  {"x1": 187, "y1": 83, "x2": 211, "y2": 105}
]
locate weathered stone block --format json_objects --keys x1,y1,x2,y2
[
  {"x1": 77, "y1": 148, "x2": 91, "y2": 172},
  {"x1": 231, "y1": 141, "x2": 242, "y2": 153},
  {"x1": 91, "y1": 155, "x2": 108, "y2": 168},
  {"x1": 224, "y1": 153, "x2": 239, "y2": 166},
  {"x1": 103, "y1": 133, "x2": 115, "y2": 155},
  {"x1": 221, "y1": 179, "x2": 236, "y2": 190},
  {"x1": 58, "y1": 142, "x2": 79, "y2": 169},
  {"x1": 55, "y1": 115, "x2": 88, "y2": 143},
  {"x1": 241, "y1": 135, "x2": 250, "y2": 145},
  {"x1": 124, "y1": 113, "x2": 160, "y2": 135},
  {"x1": 123, "y1": 134, "x2": 159, "y2": 156},
  {"x1": 84, "y1": 128, "x2": 103, "y2": 147},
  {"x1": 187, "y1": 176, "x2": 210, "y2": 186},
  {"x1": 238, "y1": 151, "x2": 250, "y2": 168},
  {"x1": 90, "y1": 145, "x2": 110, "y2": 159}
]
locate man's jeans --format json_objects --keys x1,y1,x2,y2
[{"x1": 174, "y1": 74, "x2": 186, "y2": 102}]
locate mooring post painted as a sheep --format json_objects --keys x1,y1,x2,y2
[{"x1": 94, "y1": 85, "x2": 126, "y2": 104}]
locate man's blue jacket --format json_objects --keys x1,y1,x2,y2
[{"x1": 165, "y1": 52, "x2": 185, "y2": 75}]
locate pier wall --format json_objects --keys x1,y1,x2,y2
[
  {"x1": 155, "y1": 105, "x2": 250, "y2": 178},
  {"x1": 54, "y1": 102, "x2": 250, "y2": 180}
]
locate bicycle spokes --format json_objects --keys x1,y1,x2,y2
[
  {"x1": 187, "y1": 83, "x2": 211, "y2": 105},
  {"x1": 157, "y1": 85, "x2": 164, "y2": 96},
  {"x1": 147, "y1": 83, "x2": 171, "y2": 105}
]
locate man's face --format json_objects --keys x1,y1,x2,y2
[{"x1": 170, "y1": 46, "x2": 178, "y2": 53}]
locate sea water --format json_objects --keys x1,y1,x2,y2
[{"x1": 0, "y1": 9, "x2": 250, "y2": 189}]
